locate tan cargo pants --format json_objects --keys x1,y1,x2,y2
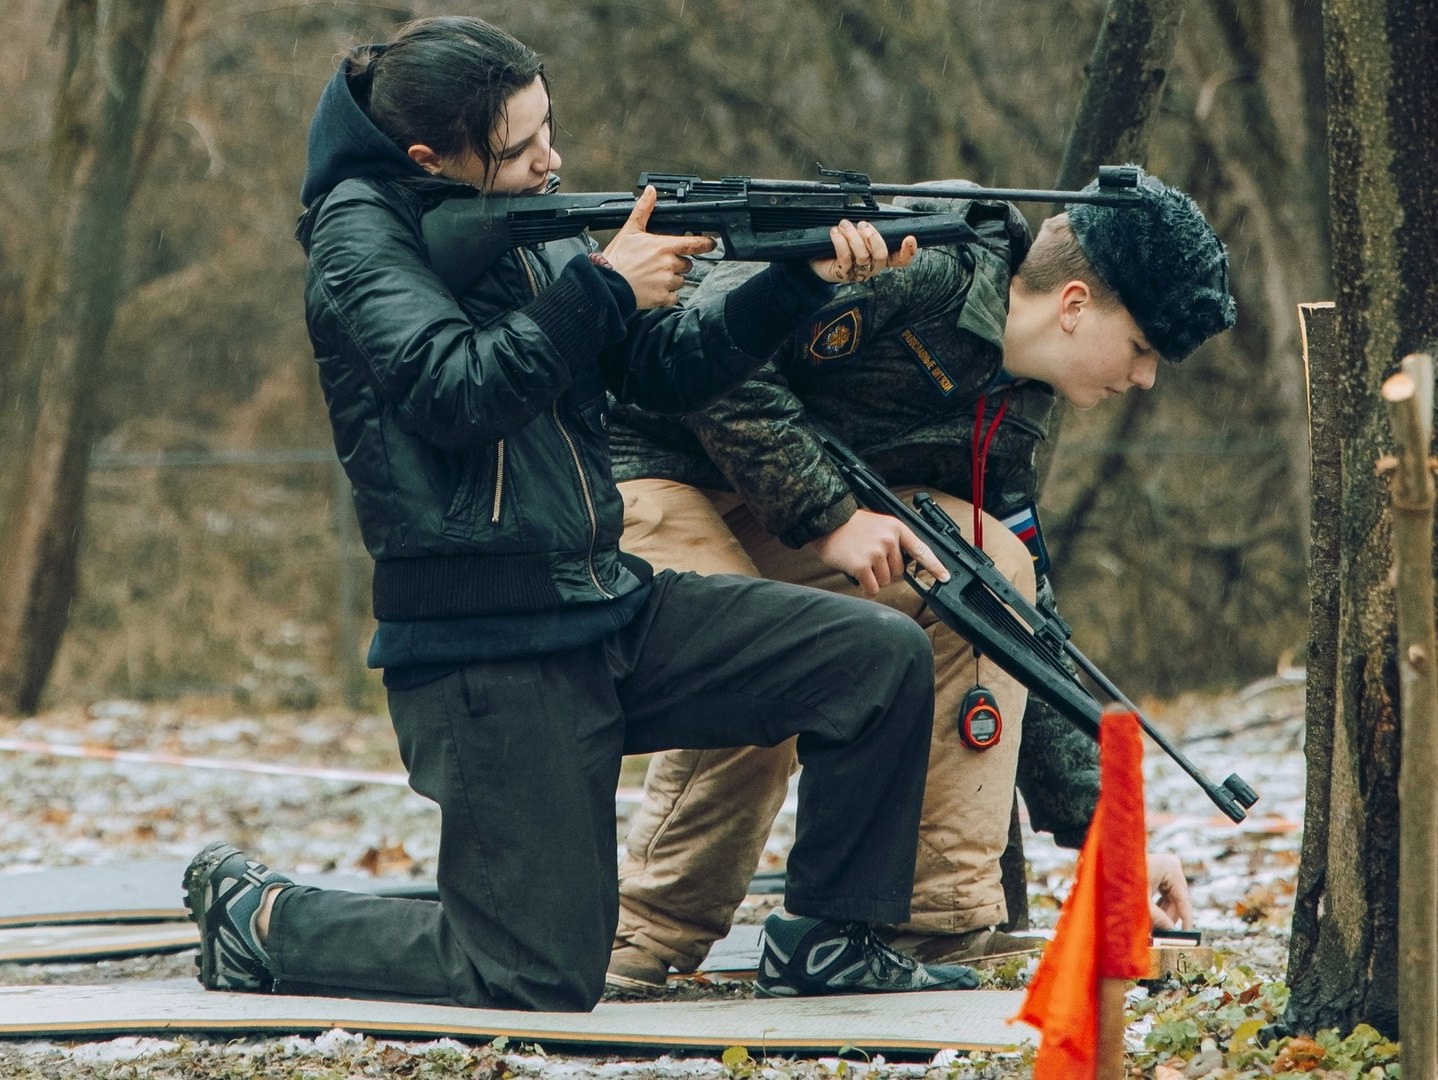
[{"x1": 615, "y1": 478, "x2": 1034, "y2": 972}]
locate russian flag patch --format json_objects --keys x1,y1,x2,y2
[{"x1": 1001, "y1": 503, "x2": 1051, "y2": 576}]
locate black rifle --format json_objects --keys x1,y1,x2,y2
[
  {"x1": 820, "y1": 433, "x2": 1261, "y2": 824},
  {"x1": 422, "y1": 164, "x2": 1144, "y2": 296}
]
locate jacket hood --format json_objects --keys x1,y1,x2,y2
[{"x1": 299, "y1": 57, "x2": 425, "y2": 209}]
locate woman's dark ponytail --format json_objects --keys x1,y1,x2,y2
[{"x1": 342, "y1": 42, "x2": 388, "y2": 111}]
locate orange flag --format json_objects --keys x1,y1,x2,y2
[{"x1": 1013, "y1": 710, "x2": 1151, "y2": 1078}]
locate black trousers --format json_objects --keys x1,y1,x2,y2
[{"x1": 265, "y1": 569, "x2": 935, "y2": 1011}]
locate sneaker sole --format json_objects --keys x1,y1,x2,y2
[
  {"x1": 753, "y1": 983, "x2": 800, "y2": 999},
  {"x1": 182, "y1": 841, "x2": 233, "y2": 989},
  {"x1": 182, "y1": 841, "x2": 258, "y2": 991},
  {"x1": 755, "y1": 974, "x2": 979, "y2": 997}
]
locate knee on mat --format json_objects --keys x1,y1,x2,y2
[{"x1": 502, "y1": 969, "x2": 604, "y2": 1014}]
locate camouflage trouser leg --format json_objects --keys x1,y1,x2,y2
[
  {"x1": 1016, "y1": 700, "x2": 1100, "y2": 848},
  {"x1": 614, "y1": 478, "x2": 1034, "y2": 965}
]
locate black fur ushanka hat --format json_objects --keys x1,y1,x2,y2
[{"x1": 1067, "y1": 167, "x2": 1237, "y2": 362}]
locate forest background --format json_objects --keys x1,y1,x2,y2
[{"x1": 0, "y1": 0, "x2": 1329, "y2": 712}]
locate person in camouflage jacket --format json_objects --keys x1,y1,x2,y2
[{"x1": 604, "y1": 173, "x2": 1236, "y2": 990}]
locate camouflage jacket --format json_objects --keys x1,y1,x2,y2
[{"x1": 608, "y1": 195, "x2": 1058, "y2": 548}]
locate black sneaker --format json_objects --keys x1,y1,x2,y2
[
  {"x1": 756, "y1": 912, "x2": 980, "y2": 997},
  {"x1": 182, "y1": 841, "x2": 292, "y2": 992}
]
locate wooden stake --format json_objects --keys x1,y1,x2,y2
[
  {"x1": 1095, "y1": 977, "x2": 1128, "y2": 1080},
  {"x1": 1382, "y1": 354, "x2": 1438, "y2": 1080}
]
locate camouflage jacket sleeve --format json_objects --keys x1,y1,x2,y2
[
  {"x1": 683, "y1": 195, "x2": 1036, "y2": 549},
  {"x1": 684, "y1": 356, "x2": 859, "y2": 547},
  {"x1": 680, "y1": 245, "x2": 980, "y2": 548}
]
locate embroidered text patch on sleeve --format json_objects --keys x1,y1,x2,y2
[{"x1": 899, "y1": 326, "x2": 958, "y2": 396}]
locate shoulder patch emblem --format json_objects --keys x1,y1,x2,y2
[
  {"x1": 808, "y1": 306, "x2": 865, "y2": 363},
  {"x1": 899, "y1": 326, "x2": 957, "y2": 396}
]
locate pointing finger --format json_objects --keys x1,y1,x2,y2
[
  {"x1": 623, "y1": 185, "x2": 657, "y2": 232},
  {"x1": 900, "y1": 525, "x2": 950, "y2": 582}
]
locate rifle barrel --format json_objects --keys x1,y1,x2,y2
[{"x1": 863, "y1": 183, "x2": 1140, "y2": 207}]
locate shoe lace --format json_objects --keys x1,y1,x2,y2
[{"x1": 844, "y1": 922, "x2": 919, "y2": 981}]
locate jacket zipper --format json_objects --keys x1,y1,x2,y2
[
  {"x1": 551, "y1": 400, "x2": 613, "y2": 599},
  {"x1": 490, "y1": 440, "x2": 505, "y2": 524},
  {"x1": 517, "y1": 249, "x2": 613, "y2": 599}
]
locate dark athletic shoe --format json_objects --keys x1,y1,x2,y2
[
  {"x1": 755, "y1": 913, "x2": 980, "y2": 997},
  {"x1": 183, "y1": 841, "x2": 292, "y2": 992}
]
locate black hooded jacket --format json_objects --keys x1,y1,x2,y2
[{"x1": 294, "y1": 60, "x2": 833, "y2": 631}]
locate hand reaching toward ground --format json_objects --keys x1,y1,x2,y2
[{"x1": 1148, "y1": 851, "x2": 1195, "y2": 930}]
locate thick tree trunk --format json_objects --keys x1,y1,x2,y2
[
  {"x1": 0, "y1": 0, "x2": 165, "y2": 715},
  {"x1": 1285, "y1": 0, "x2": 1438, "y2": 1039}
]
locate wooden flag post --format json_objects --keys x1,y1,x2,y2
[{"x1": 1096, "y1": 977, "x2": 1128, "y2": 1080}]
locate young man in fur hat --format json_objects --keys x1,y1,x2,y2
[{"x1": 602, "y1": 168, "x2": 1236, "y2": 992}]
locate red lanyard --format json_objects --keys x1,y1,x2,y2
[{"x1": 970, "y1": 393, "x2": 1008, "y2": 549}]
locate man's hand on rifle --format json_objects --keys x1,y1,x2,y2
[
  {"x1": 810, "y1": 509, "x2": 951, "y2": 597},
  {"x1": 807, "y1": 219, "x2": 918, "y2": 284}
]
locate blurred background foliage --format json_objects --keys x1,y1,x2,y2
[{"x1": 0, "y1": 0, "x2": 1327, "y2": 709}]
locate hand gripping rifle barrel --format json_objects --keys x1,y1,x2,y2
[
  {"x1": 819, "y1": 433, "x2": 1260, "y2": 824},
  {"x1": 421, "y1": 165, "x2": 1144, "y2": 296}
]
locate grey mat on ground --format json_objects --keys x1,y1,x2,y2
[
  {"x1": 0, "y1": 862, "x2": 437, "y2": 928},
  {"x1": 0, "y1": 921, "x2": 197, "y2": 963},
  {"x1": 0, "y1": 921, "x2": 763, "y2": 970},
  {"x1": 695, "y1": 923, "x2": 762, "y2": 975},
  {"x1": 0, "y1": 980, "x2": 1033, "y2": 1053},
  {"x1": 1, "y1": 863, "x2": 783, "y2": 927}
]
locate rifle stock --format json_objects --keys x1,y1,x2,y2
[{"x1": 819, "y1": 433, "x2": 1260, "y2": 824}]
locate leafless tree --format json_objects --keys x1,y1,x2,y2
[{"x1": 0, "y1": 0, "x2": 168, "y2": 714}]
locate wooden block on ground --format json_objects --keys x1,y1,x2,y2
[
  {"x1": 694, "y1": 923, "x2": 762, "y2": 977},
  {"x1": 1147, "y1": 944, "x2": 1216, "y2": 980}
]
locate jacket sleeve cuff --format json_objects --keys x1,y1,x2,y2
[
  {"x1": 722, "y1": 262, "x2": 835, "y2": 358},
  {"x1": 521, "y1": 254, "x2": 634, "y2": 367},
  {"x1": 778, "y1": 492, "x2": 859, "y2": 549}
]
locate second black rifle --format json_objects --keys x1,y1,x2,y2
[{"x1": 820, "y1": 433, "x2": 1260, "y2": 824}]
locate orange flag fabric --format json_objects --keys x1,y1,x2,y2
[{"x1": 1014, "y1": 710, "x2": 1151, "y2": 1077}]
